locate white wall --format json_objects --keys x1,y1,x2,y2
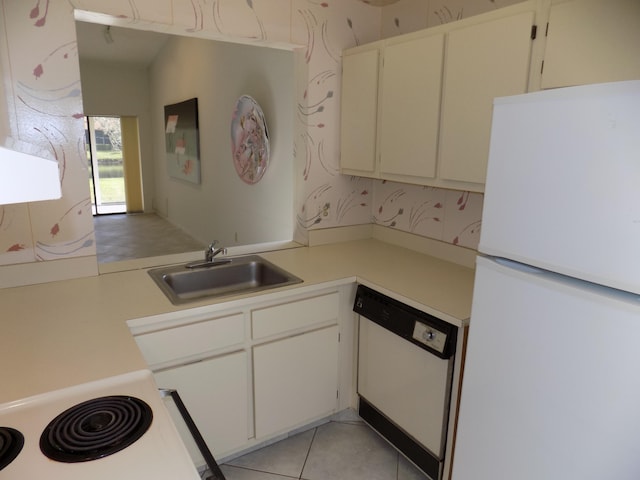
[{"x1": 150, "y1": 36, "x2": 294, "y2": 247}]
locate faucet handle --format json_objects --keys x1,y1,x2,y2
[{"x1": 205, "y1": 240, "x2": 219, "y2": 262}]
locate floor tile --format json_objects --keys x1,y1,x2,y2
[
  {"x1": 219, "y1": 464, "x2": 297, "y2": 480},
  {"x1": 93, "y1": 213, "x2": 204, "y2": 262},
  {"x1": 330, "y1": 409, "x2": 364, "y2": 425},
  {"x1": 301, "y1": 422, "x2": 399, "y2": 480},
  {"x1": 225, "y1": 429, "x2": 315, "y2": 478},
  {"x1": 219, "y1": 412, "x2": 432, "y2": 480},
  {"x1": 398, "y1": 454, "x2": 430, "y2": 480}
]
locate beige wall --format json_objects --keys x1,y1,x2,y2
[{"x1": 80, "y1": 36, "x2": 295, "y2": 247}]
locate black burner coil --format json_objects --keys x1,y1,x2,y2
[
  {"x1": 0, "y1": 427, "x2": 24, "y2": 471},
  {"x1": 40, "y1": 395, "x2": 153, "y2": 462}
]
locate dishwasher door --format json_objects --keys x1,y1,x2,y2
[
  {"x1": 354, "y1": 285, "x2": 456, "y2": 479},
  {"x1": 358, "y1": 317, "x2": 453, "y2": 457}
]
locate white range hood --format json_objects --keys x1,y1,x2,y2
[{"x1": 0, "y1": 144, "x2": 61, "y2": 205}]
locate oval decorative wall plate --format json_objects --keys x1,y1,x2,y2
[{"x1": 230, "y1": 95, "x2": 270, "y2": 184}]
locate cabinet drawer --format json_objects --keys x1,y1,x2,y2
[
  {"x1": 251, "y1": 292, "x2": 339, "y2": 339},
  {"x1": 134, "y1": 313, "x2": 244, "y2": 366}
]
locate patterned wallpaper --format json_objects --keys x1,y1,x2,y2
[
  {"x1": 381, "y1": 0, "x2": 524, "y2": 36},
  {"x1": 0, "y1": 0, "x2": 492, "y2": 272}
]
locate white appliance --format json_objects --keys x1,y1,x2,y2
[
  {"x1": 0, "y1": 370, "x2": 202, "y2": 479},
  {"x1": 354, "y1": 285, "x2": 458, "y2": 480},
  {"x1": 452, "y1": 80, "x2": 640, "y2": 480}
]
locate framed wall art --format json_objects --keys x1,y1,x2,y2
[{"x1": 164, "y1": 98, "x2": 200, "y2": 184}]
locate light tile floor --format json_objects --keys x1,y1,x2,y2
[
  {"x1": 216, "y1": 411, "x2": 429, "y2": 480},
  {"x1": 93, "y1": 213, "x2": 205, "y2": 263}
]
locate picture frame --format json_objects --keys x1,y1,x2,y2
[{"x1": 164, "y1": 98, "x2": 200, "y2": 184}]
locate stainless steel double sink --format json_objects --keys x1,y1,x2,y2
[{"x1": 148, "y1": 254, "x2": 303, "y2": 305}]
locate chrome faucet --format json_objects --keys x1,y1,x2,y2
[
  {"x1": 186, "y1": 241, "x2": 228, "y2": 269},
  {"x1": 205, "y1": 241, "x2": 227, "y2": 262}
]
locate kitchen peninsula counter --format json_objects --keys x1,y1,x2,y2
[{"x1": 0, "y1": 238, "x2": 475, "y2": 404}]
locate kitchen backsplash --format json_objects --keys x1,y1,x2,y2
[
  {"x1": 0, "y1": 0, "x2": 492, "y2": 272},
  {"x1": 373, "y1": 182, "x2": 482, "y2": 249}
]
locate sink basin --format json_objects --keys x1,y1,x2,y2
[{"x1": 148, "y1": 255, "x2": 303, "y2": 304}]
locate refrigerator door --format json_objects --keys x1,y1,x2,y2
[
  {"x1": 480, "y1": 80, "x2": 640, "y2": 294},
  {"x1": 452, "y1": 256, "x2": 640, "y2": 480}
]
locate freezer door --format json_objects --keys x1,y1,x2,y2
[
  {"x1": 480, "y1": 80, "x2": 640, "y2": 295},
  {"x1": 452, "y1": 256, "x2": 640, "y2": 480}
]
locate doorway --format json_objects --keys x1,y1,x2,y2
[{"x1": 85, "y1": 115, "x2": 143, "y2": 215}]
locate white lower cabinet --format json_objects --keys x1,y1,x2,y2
[
  {"x1": 253, "y1": 325, "x2": 339, "y2": 438},
  {"x1": 154, "y1": 351, "x2": 249, "y2": 458},
  {"x1": 128, "y1": 285, "x2": 350, "y2": 463}
]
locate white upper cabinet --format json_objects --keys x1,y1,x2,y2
[
  {"x1": 340, "y1": 2, "x2": 537, "y2": 192},
  {"x1": 379, "y1": 33, "x2": 444, "y2": 179},
  {"x1": 439, "y1": 11, "x2": 534, "y2": 184},
  {"x1": 542, "y1": 0, "x2": 640, "y2": 89},
  {"x1": 340, "y1": 47, "x2": 379, "y2": 175}
]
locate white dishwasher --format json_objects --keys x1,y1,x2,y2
[{"x1": 354, "y1": 285, "x2": 457, "y2": 480}]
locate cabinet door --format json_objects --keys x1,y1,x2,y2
[
  {"x1": 439, "y1": 11, "x2": 534, "y2": 184},
  {"x1": 253, "y1": 325, "x2": 339, "y2": 438},
  {"x1": 542, "y1": 0, "x2": 640, "y2": 89},
  {"x1": 379, "y1": 34, "x2": 444, "y2": 179},
  {"x1": 340, "y1": 48, "x2": 379, "y2": 174},
  {"x1": 154, "y1": 351, "x2": 248, "y2": 460}
]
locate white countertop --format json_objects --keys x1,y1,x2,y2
[{"x1": 0, "y1": 239, "x2": 475, "y2": 404}]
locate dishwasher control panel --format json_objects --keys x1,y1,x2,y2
[
  {"x1": 412, "y1": 322, "x2": 447, "y2": 354},
  {"x1": 353, "y1": 284, "x2": 457, "y2": 359}
]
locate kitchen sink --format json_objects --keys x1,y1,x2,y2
[{"x1": 148, "y1": 255, "x2": 303, "y2": 304}]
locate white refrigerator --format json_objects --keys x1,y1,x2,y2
[{"x1": 452, "y1": 80, "x2": 640, "y2": 480}]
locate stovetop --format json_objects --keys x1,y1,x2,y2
[{"x1": 0, "y1": 370, "x2": 200, "y2": 479}]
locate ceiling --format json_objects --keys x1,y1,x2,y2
[{"x1": 76, "y1": 21, "x2": 170, "y2": 65}]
